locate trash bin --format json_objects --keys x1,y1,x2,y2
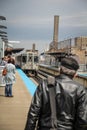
[{"x1": 0, "y1": 66, "x2": 6, "y2": 86}]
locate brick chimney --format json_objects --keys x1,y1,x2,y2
[
  {"x1": 49, "y1": 15, "x2": 59, "y2": 51},
  {"x1": 53, "y1": 15, "x2": 59, "y2": 42}
]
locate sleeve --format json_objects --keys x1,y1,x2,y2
[
  {"x1": 75, "y1": 87, "x2": 87, "y2": 130},
  {"x1": 13, "y1": 65, "x2": 16, "y2": 74},
  {"x1": 24, "y1": 83, "x2": 43, "y2": 130}
]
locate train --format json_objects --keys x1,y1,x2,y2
[{"x1": 15, "y1": 49, "x2": 39, "y2": 76}]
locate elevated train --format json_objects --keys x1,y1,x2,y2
[{"x1": 15, "y1": 49, "x2": 38, "y2": 76}]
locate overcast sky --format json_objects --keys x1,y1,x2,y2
[{"x1": 0, "y1": 0, "x2": 87, "y2": 53}]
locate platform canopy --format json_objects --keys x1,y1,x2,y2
[
  {"x1": 45, "y1": 48, "x2": 73, "y2": 61},
  {"x1": 12, "y1": 48, "x2": 24, "y2": 53},
  {"x1": 5, "y1": 48, "x2": 24, "y2": 55}
]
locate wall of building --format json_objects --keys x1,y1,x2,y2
[
  {"x1": 72, "y1": 48, "x2": 85, "y2": 64},
  {"x1": 59, "y1": 37, "x2": 87, "y2": 71},
  {"x1": 75, "y1": 37, "x2": 87, "y2": 50},
  {"x1": 0, "y1": 37, "x2": 4, "y2": 59},
  {"x1": 59, "y1": 37, "x2": 87, "y2": 63}
]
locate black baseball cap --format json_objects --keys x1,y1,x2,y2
[{"x1": 61, "y1": 57, "x2": 79, "y2": 71}]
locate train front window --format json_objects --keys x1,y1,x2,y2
[
  {"x1": 34, "y1": 56, "x2": 38, "y2": 63},
  {"x1": 22, "y1": 56, "x2": 27, "y2": 63},
  {"x1": 28, "y1": 56, "x2": 32, "y2": 62}
]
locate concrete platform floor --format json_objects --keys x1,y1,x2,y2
[{"x1": 0, "y1": 71, "x2": 32, "y2": 130}]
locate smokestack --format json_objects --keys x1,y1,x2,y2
[
  {"x1": 49, "y1": 15, "x2": 59, "y2": 51},
  {"x1": 53, "y1": 15, "x2": 59, "y2": 42}
]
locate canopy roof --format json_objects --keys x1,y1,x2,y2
[
  {"x1": 5, "y1": 48, "x2": 24, "y2": 54},
  {"x1": 46, "y1": 48, "x2": 72, "y2": 60}
]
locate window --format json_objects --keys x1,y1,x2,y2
[
  {"x1": 22, "y1": 56, "x2": 27, "y2": 63},
  {"x1": 34, "y1": 56, "x2": 38, "y2": 63}
]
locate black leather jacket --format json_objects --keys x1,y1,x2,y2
[{"x1": 25, "y1": 74, "x2": 87, "y2": 130}]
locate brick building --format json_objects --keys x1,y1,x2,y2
[{"x1": 58, "y1": 37, "x2": 87, "y2": 71}]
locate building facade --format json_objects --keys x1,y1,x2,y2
[{"x1": 58, "y1": 37, "x2": 87, "y2": 71}]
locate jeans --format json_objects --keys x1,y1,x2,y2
[{"x1": 5, "y1": 84, "x2": 13, "y2": 96}]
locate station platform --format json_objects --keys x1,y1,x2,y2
[{"x1": 0, "y1": 69, "x2": 37, "y2": 130}]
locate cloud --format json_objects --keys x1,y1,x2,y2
[
  {"x1": 0, "y1": 0, "x2": 87, "y2": 52},
  {"x1": 8, "y1": 16, "x2": 53, "y2": 28},
  {"x1": 59, "y1": 12, "x2": 87, "y2": 28}
]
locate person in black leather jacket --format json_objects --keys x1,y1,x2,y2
[{"x1": 25, "y1": 57, "x2": 87, "y2": 130}]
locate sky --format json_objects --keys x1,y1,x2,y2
[{"x1": 0, "y1": 0, "x2": 87, "y2": 53}]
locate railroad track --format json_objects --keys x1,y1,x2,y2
[
  {"x1": 38, "y1": 64, "x2": 60, "y2": 76},
  {"x1": 29, "y1": 70, "x2": 56, "y2": 86}
]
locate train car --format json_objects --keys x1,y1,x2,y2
[{"x1": 15, "y1": 50, "x2": 38, "y2": 76}]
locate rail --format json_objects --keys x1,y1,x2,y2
[
  {"x1": 38, "y1": 64, "x2": 60, "y2": 76},
  {"x1": 74, "y1": 74, "x2": 87, "y2": 88},
  {"x1": 37, "y1": 70, "x2": 55, "y2": 85}
]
